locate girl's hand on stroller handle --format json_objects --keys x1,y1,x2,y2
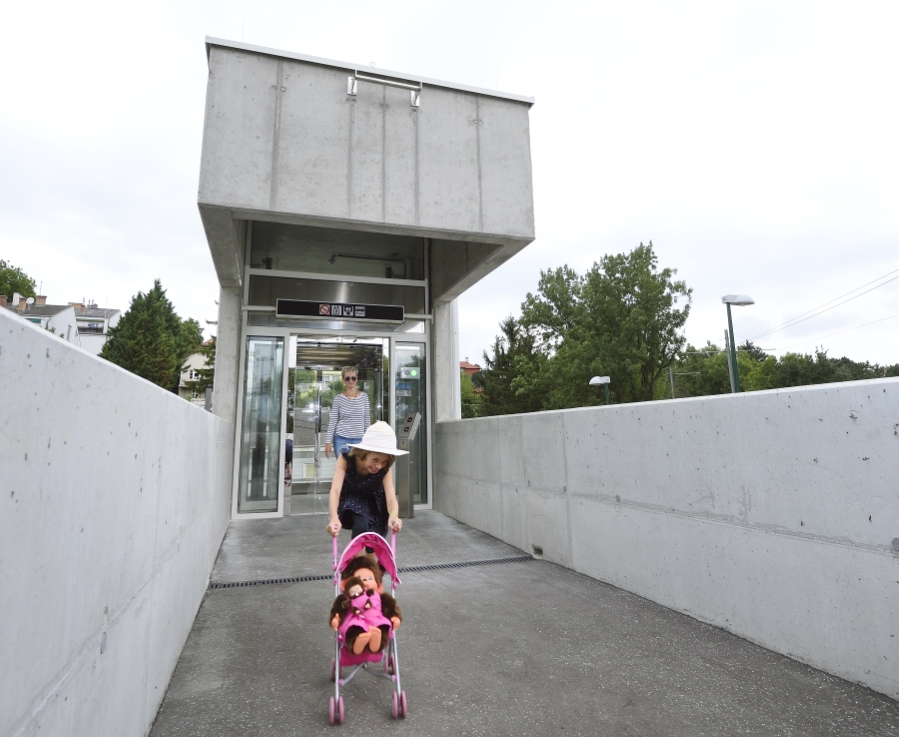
[
  {"x1": 327, "y1": 519, "x2": 342, "y2": 536},
  {"x1": 388, "y1": 514, "x2": 402, "y2": 532}
]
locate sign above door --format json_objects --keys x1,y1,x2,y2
[{"x1": 276, "y1": 299, "x2": 405, "y2": 324}]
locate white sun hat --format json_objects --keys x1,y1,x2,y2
[{"x1": 348, "y1": 421, "x2": 409, "y2": 456}]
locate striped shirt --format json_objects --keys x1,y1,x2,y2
[{"x1": 325, "y1": 393, "x2": 371, "y2": 443}]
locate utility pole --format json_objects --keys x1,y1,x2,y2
[{"x1": 669, "y1": 365, "x2": 676, "y2": 399}]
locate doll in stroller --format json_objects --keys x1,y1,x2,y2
[{"x1": 328, "y1": 531, "x2": 407, "y2": 724}]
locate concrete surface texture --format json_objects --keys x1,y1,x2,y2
[
  {"x1": 433, "y1": 299, "x2": 461, "y2": 421},
  {"x1": 198, "y1": 40, "x2": 535, "y2": 298},
  {"x1": 149, "y1": 512, "x2": 899, "y2": 736},
  {"x1": 433, "y1": 378, "x2": 899, "y2": 700},
  {"x1": 0, "y1": 309, "x2": 234, "y2": 737}
]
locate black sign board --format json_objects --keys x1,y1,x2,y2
[{"x1": 276, "y1": 299, "x2": 405, "y2": 324}]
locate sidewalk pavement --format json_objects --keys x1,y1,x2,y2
[{"x1": 149, "y1": 511, "x2": 899, "y2": 737}]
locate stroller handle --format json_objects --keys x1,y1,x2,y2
[{"x1": 331, "y1": 528, "x2": 398, "y2": 574}]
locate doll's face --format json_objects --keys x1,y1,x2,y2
[
  {"x1": 356, "y1": 567, "x2": 378, "y2": 591},
  {"x1": 347, "y1": 583, "x2": 363, "y2": 598}
]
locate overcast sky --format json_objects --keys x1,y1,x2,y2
[{"x1": 2, "y1": 1, "x2": 897, "y2": 366}]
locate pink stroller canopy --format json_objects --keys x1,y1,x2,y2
[{"x1": 335, "y1": 532, "x2": 402, "y2": 586}]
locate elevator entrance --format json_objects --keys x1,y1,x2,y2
[
  {"x1": 287, "y1": 335, "x2": 429, "y2": 517},
  {"x1": 291, "y1": 339, "x2": 385, "y2": 496}
]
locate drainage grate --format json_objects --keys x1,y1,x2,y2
[
  {"x1": 209, "y1": 573, "x2": 332, "y2": 589},
  {"x1": 397, "y1": 555, "x2": 534, "y2": 573},
  {"x1": 207, "y1": 555, "x2": 534, "y2": 590}
]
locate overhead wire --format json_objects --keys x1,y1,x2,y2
[
  {"x1": 749, "y1": 268, "x2": 899, "y2": 341},
  {"x1": 778, "y1": 311, "x2": 899, "y2": 352}
]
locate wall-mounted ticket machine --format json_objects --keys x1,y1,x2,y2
[{"x1": 395, "y1": 412, "x2": 421, "y2": 519}]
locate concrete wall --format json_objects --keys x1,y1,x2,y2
[
  {"x1": 434, "y1": 380, "x2": 899, "y2": 699},
  {"x1": 0, "y1": 309, "x2": 234, "y2": 737},
  {"x1": 197, "y1": 41, "x2": 535, "y2": 293},
  {"x1": 199, "y1": 44, "x2": 534, "y2": 245}
]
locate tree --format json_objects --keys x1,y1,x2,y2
[
  {"x1": 479, "y1": 316, "x2": 545, "y2": 416},
  {"x1": 183, "y1": 336, "x2": 216, "y2": 396},
  {"x1": 0, "y1": 260, "x2": 36, "y2": 301},
  {"x1": 514, "y1": 242, "x2": 692, "y2": 407},
  {"x1": 460, "y1": 371, "x2": 483, "y2": 418},
  {"x1": 101, "y1": 280, "x2": 203, "y2": 392},
  {"x1": 668, "y1": 340, "x2": 898, "y2": 396}
]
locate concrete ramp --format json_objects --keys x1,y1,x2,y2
[{"x1": 149, "y1": 512, "x2": 899, "y2": 736}]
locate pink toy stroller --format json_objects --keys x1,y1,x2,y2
[{"x1": 328, "y1": 531, "x2": 407, "y2": 724}]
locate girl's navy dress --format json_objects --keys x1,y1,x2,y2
[{"x1": 337, "y1": 449, "x2": 389, "y2": 537}]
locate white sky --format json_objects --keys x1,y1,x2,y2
[{"x1": 2, "y1": 1, "x2": 897, "y2": 365}]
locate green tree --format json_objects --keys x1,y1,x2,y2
[
  {"x1": 101, "y1": 280, "x2": 203, "y2": 392},
  {"x1": 667, "y1": 342, "x2": 733, "y2": 397},
  {"x1": 668, "y1": 340, "x2": 898, "y2": 396},
  {"x1": 515, "y1": 242, "x2": 692, "y2": 407},
  {"x1": 0, "y1": 259, "x2": 36, "y2": 301},
  {"x1": 460, "y1": 371, "x2": 482, "y2": 418},
  {"x1": 479, "y1": 316, "x2": 545, "y2": 416},
  {"x1": 183, "y1": 336, "x2": 216, "y2": 397}
]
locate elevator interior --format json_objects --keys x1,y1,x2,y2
[{"x1": 289, "y1": 337, "x2": 428, "y2": 517}]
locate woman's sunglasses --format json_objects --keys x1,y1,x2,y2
[{"x1": 344, "y1": 376, "x2": 358, "y2": 382}]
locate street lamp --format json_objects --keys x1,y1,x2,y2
[
  {"x1": 721, "y1": 294, "x2": 754, "y2": 394},
  {"x1": 589, "y1": 375, "x2": 610, "y2": 405}
]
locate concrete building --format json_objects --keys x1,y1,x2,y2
[{"x1": 198, "y1": 38, "x2": 535, "y2": 518}]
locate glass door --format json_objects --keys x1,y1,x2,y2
[
  {"x1": 394, "y1": 342, "x2": 428, "y2": 505},
  {"x1": 289, "y1": 338, "x2": 388, "y2": 510},
  {"x1": 237, "y1": 336, "x2": 285, "y2": 513}
]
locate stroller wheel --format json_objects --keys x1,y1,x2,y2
[
  {"x1": 329, "y1": 696, "x2": 335, "y2": 725},
  {"x1": 400, "y1": 691, "x2": 408, "y2": 718},
  {"x1": 392, "y1": 691, "x2": 399, "y2": 719},
  {"x1": 338, "y1": 695, "x2": 345, "y2": 724}
]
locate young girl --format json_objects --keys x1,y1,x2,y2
[{"x1": 326, "y1": 421, "x2": 407, "y2": 539}]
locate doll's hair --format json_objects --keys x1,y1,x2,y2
[
  {"x1": 342, "y1": 555, "x2": 384, "y2": 585},
  {"x1": 343, "y1": 576, "x2": 364, "y2": 595},
  {"x1": 348, "y1": 447, "x2": 396, "y2": 469}
]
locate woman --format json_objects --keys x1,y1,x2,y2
[{"x1": 324, "y1": 365, "x2": 371, "y2": 459}]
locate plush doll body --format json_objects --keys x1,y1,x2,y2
[{"x1": 330, "y1": 557, "x2": 403, "y2": 654}]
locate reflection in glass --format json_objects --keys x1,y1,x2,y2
[
  {"x1": 290, "y1": 340, "x2": 387, "y2": 496},
  {"x1": 395, "y1": 343, "x2": 427, "y2": 505},
  {"x1": 238, "y1": 337, "x2": 284, "y2": 513}
]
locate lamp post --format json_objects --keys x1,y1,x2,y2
[
  {"x1": 720, "y1": 294, "x2": 754, "y2": 393},
  {"x1": 589, "y1": 375, "x2": 610, "y2": 405}
]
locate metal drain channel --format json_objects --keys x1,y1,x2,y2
[{"x1": 207, "y1": 555, "x2": 534, "y2": 590}]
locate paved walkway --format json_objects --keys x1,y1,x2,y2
[{"x1": 149, "y1": 511, "x2": 899, "y2": 736}]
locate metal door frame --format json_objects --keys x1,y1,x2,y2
[{"x1": 232, "y1": 323, "x2": 432, "y2": 519}]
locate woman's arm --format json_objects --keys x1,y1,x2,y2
[
  {"x1": 363, "y1": 392, "x2": 371, "y2": 430},
  {"x1": 383, "y1": 467, "x2": 402, "y2": 532},
  {"x1": 327, "y1": 454, "x2": 348, "y2": 536}
]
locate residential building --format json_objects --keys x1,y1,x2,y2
[
  {"x1": 178, "y1": 339, "x2": 214, "y2": 405},
  {"x1": 2, "y1": 293, "x2": 81, "y2": 346}
]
